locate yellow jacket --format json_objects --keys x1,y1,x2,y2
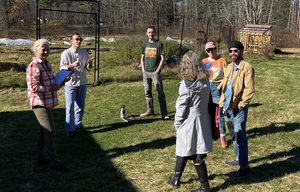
[{"x1": 219, "y1": 59, "x2": 255, "y2": 110}]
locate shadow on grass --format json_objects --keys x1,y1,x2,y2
[
  {"x1": 249, "y1": 102, "x2": 263, "y2": 108},
  {"x1": 84, "y1": 117, "x2": 164, "y2": 133},
  {"x1": 105, "y1": 136, "x2": 176, "y2": 158},
  {"x1": 211, "y1": 146, "x2": 300, "y2": 192},
  {"x1": 210, "y1": 122, "x2": 300, "y2": 192},
  {"x1": 247, "y1": 122, "x2": 299, "y2": 139},
  {"x1": 0, "y1": 109, "x2": 138, "y2": 192}
]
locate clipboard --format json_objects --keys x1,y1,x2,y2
[{"x1": 54, "y1": 70, "x2": 73, "y2": 85}]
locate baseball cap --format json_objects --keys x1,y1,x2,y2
[{"x1": 205, "y1": 42, "x2": 216, "y2": 50}]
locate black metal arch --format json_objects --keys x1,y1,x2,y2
[{"x1": 36, "y1": 0, "x2": 100, "y2": 82}]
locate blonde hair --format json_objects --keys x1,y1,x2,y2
[
  {"x1": 180, "y1": 51, "x2": 210, "y2": 81},
  {"x1": 31, "y1": 39, "x2": 50, "y2": 56}
]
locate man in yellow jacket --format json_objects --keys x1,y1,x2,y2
[{"x1": 219, "y1": 40, "x2": 255, "y2": 177}]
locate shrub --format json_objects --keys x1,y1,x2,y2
[
  {"x1": 115, "y1": 35, "x2": 145, "y2": 65},
  {"x1": 164, "y1": 41, "x2": 191, "y2": 59},
  {"x1": 115, "y1": 36, "x2": 191, "y2": 66}
]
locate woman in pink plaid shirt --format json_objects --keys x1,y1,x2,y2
[{"x1": 26, "y1": 39, "x2": 71, "y2": 172}]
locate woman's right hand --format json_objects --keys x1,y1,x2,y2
[{"x1": 50, "y1": 85, "x2": 62, "y2": 91}]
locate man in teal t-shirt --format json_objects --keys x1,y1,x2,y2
[{"x1": 140, "y1": 26, "x2": 169, "y2": 120}]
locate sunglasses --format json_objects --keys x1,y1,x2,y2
[
  {"x1": 229, "y1": 49, "x2": 239, "y2": 53},
  {"x1": 206, "y1": 49, "x2": 214, "y2": 53},
  {"x1": 73, "y1": 38, "x2": 82, "y2": 41}
]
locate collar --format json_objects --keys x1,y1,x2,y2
[
  {"x1": 33, "y1": 57, "x2": 46, "y2": 64},
  {"x1": 71, "y1": 46, "x2": 80, "y2": 53},
  {"x1": 233, "y1": 58, "x2": 245, "y2": 70}
]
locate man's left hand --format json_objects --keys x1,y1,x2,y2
[{"x1": 87, "y1": 57, "x2": 94, "y2": 69}]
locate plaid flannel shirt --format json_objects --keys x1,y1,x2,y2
[{"x1": 26, "y1": 57, "x2": 58, "y2": 109}]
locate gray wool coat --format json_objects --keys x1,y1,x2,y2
[{"x1": 174, "y1": 79, "x2": 213, "y2": 157}]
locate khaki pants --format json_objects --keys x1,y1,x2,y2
[{"x1": 33, "y1": 106, "x2": 60, "y2": 167}]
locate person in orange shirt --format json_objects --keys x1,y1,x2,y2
[{"x1": 203, "y1": 42, "x2": 228, "y2": 149}]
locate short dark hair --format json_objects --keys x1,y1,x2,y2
[
  {"x1": 71, "y1": 32, "x2": 82, "y2": 40},
  {"x1": 147, "y1": 26, "x2": 156, "y2": 33}
]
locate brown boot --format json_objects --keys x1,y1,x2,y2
[{"x1": 221, "y1": 140, "x2": 228, "y2": 148}]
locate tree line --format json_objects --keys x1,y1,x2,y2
[{"x1": 0, "y1": 0, "x2": 299, "y2": 46}]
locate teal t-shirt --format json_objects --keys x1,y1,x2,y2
[{"x1": 141, "y1": 40, "x2": 164, "y2": 72}]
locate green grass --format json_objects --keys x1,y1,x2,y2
[{"x1": 0, "y1": 41, "x2": 299, "y2": 192}]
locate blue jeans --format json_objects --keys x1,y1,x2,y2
[
  {"x1": 224, "y1": 106, "x2": 249, "y2": 168},
  {"x1": 143, "y1": 71, "x2": 167, "y2": 117},
  {"x1": 210, "y1": 82, "x2": 226, "y2": 136},
  {"x1": 65, "y1": 84, "x2": 87, "y2": 131}
]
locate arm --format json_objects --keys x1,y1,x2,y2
[
  {"x1": 140, "y1": 54, "x2": 145, "y2": 72},
  {"x1": 217, "y1": 80, "x2": 224, "y2": 90},
  {"x1": 217, "y1": 58, "x2": 228, "y2": 89},
  {"x1": 60, "y1": 51, "x2": 79, "y2": 70},
  {"x1": 156, "y1": 54, "x2": 164, "y2": 73},
  {"x1": 86, "y1": 56, "x2": 94, "y2": 70},
  {"x1": 27, "y1": 63, "x2": 61, "y2": 93},
  {"x1": 238, "y1": 66, "x2": 255, "y2": 109},
  {"x1": 174, "y1": 82, "x2": 190, "y2": 130}
]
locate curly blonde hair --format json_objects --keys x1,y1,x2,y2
[
  {"x1": 180, "y1": 51, "x2": 210, "y2": 81},
  {"x1": 31, "y1": 39, "x2": 50, "y2": 56}
]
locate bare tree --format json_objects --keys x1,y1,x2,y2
[{"x1": 267, "y1": 0, "x2": 274, "y2": 25}]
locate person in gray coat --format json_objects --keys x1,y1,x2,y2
[{"x1": 168, "y1": 51, "x2": 213, "y2": 192}]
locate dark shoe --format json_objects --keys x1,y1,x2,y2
[
  {"x1": 140, "y1": 111, "x2": 154, "y2": 117},
  {"x1": 235, "y1": 167, "x2": 249, "y2": 177},
  {"x1": 75, "y1": 127, "x2": 82, "y2": 134},
  {"x1": 168, "y1": 176, "x2": 180, "y2": 189},
  {"x1": 225, "y1": 160, "x2": 239, "y2": 166},
  {"x1": 67, "y1": 131, "x2": 75, "y2": 138},
  {"x1": 191, "y1": 186, "x2": 211, "y2": 192},
  {"x1": 51, "y1": 164, "x2": 71, "y2": 172},
  {"x1": 37, "y1": 159, "x2": 50, "y2": 166}
]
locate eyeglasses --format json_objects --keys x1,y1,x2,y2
[
  {"x1": 206, "y1": 49, "x2": 214, "y2": 53},
  {"x1": 229, "y1": 49, "x2": 239, "y2": 53},
  {"x1": 73, "y1": 38, "x2": 82, "y2": 41}
]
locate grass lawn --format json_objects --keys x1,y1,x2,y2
[{"x1": 0, "y1": 41, "x2": 299, "y2": 192}]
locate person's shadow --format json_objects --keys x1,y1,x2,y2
[
  {"x1": 210, "y1": 146, "x2": 300, "y2": 191},
  {"x1": 209, "y1": 121, "x2": 300, "y2": 191}
]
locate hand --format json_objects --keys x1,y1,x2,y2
[
  {"x1": 87, "y1": 57, "x2": 94, "y2": 69},
  {"x1": 50, "y1": 85, "x2": 62, "y2": 91},
  {"x1": 65, "y1": 75, "x2": 72, "y2": 82},
  {"x1": 69, "y1": 61, "x2": 79, "y2": 69}
]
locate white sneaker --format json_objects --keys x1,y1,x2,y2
[{"x1": 140, "y1": 111, "x2": 154, "y2": 117}]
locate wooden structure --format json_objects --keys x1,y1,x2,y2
[{"x1": 238, "y1": 24, "x2": 272, "y2": 52}]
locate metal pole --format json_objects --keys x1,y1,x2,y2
[
  {"x1": 94, "y1": 13, "x2": 97, "y2": 83},
  {"x1": 178, "y1": 15, "x2": 185, "y2": 64},
  {"x1": 195, "y1": 31, "x2": 197, "y2": 53},
  {"x1": 36, "y1": 0, "x2": 39, "y2": 40},
  {"x1": 157, "y1": 10, "x2": 159, "y2": 41},
  {"x1": 97, "y1": 1, "x2": 100, "y2": 82}
]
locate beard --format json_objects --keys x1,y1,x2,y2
[{"x1": 231, "y1": 54, "x2": 242, "y2": 63}]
